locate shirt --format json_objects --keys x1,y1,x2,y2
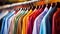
[
  {"x1": 8, "y1": 12, "x2": 16, "y2": 34},
  {"x1": 0, "y1": 17, "x2": 3, "y2": 34},
  {"x1": 52, "y1": 8, "x2": 60, "y2": 34},
  {"x1": 14, "y1": 10, "x2": 25, "y2": 34},
  {"x1": 45, "y1": 6, "x2": 57, "y2": 34},
  {"x1": 40, "y1": 7, "x2": 52, "y2": 34},
  {"x1": 14, "y1": 10, "x2": 28, "y2": 34},
  {"x1": 17, "y1": 10, "x2": 28, "y2": 34},
  {"x1": 39, "y1": 7, "x2": 48, "y2": 34},
  {"x1": 0, "y1": 10, "x2": 8, "y2": 32},
  {"x1": 1, "y1": 11, "x2": 14, "y2": 34},
  {"x1": 27, "y1": 8, "x2": 43, "y2": 34},
  {"x1": 1, "y1": 11, "x2": 13, "y2": 34},
  {"x1": 32, "y1": 7, "x2": 48, "y2": 34},
  {"x1": 4, "y1": 10, "x2": 15, "y2": 34},
  {"x1": 22, "y1": 9, "x2": 32, "y2": 34},
  {"x1": 1, "y1": 15, "x2": 8, "y2": 34},
  {"x1": 9, "y1": 9, "x2": 22, "y2": 34}
]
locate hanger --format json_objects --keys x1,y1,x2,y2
[
  {"x1": 30, "y1": 3, "x2": 35, "y2": 10},
  {"x1": 35, "y1": 5, "x2": 38, "y2": 9},
  {"x1": 38, "y1": 5, "x2": 41, "y2": 9},
  {"x1": 44, "y1": 0, "x2": 50, "y2": 9},
  {"x1": 57, "y1": 2, "x2": 60, "y2": 8},
  {"x1": 38, "y1": 0, "x2": 46, "y2": 9}
]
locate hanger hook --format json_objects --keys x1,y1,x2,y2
[
  {"x1": 46, "y1": 3, "x2": 48, "y2": 7},
  {"x1": 51, "y1": 3, "x2": 52, "y2": 6},
  {"x1": 55, "y1": 2, "x2": 57, "y2": 6},
  {"x1": 42, "y1": 5, "x2": 43, "y2": 8},
  {"x1": 39, "y1": 5, "x2": 41, "y2": 8}
]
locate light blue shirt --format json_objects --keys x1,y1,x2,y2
[
  {"x1": 1, "y1": 10, "x2": 15, "y2": 34},
  {"x1": 39, "y1": 7, "x2": 49, "y2": 34},
  {"x1": 1, "y1": 12, "x2": 11, "y2": 34}
]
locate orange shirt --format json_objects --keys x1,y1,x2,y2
[{"x1": 22, "y1": 9, "x2": 32, "y2": 34}]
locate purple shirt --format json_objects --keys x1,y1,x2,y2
[{"x1": 32, "y1": 7, "x2": 48, "y2": 34}]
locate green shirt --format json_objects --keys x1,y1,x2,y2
[{"x1": 14, "y1": 10, "x2": 28, "y2": 34}]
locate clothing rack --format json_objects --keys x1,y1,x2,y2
[
  {"x1": 0, "y1": 1, "x2": 38, "y2": 10},
  {"x1": 0, "y1": 0, "x2": 60, "y2": 10}
]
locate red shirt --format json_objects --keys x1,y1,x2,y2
[
  {"x1": 27, "y1": 8, "x2": 43, "y2": 34},
  {"x1": 52, "y1": 8, "x2": 60, "y2": 34}
]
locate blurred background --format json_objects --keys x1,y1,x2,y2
[{"x1": 0, "y1": 0, "x2": 39, "y2": 6}]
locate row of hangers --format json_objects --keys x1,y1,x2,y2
[
  {"x1": 1, "y1": 0, "x2": 60, "y2": 11},
  {"x1": 12, "y1": 2, "x2": 60, "y2": 11}
]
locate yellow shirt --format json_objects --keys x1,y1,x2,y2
[{"x1": 22, "y1": 9, "x2": 32, "y2": 34}]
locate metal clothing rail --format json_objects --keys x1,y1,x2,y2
[{"x1": 0, "y1": 1, "x2": 38, "y2": 9}]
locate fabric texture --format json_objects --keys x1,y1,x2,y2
[
  {"x1": 9, "y1": 9, "x2": 22, "y2": 34},
  {"x1": 14, "y1": 10, "x2": 28, "y2": 34},
  {"x1": 32, "y1": 7, "x2": 48, "y2": 34},
  {"x1": 27, "y1": 8, "x2": 43, "y2": 34},
  {"x1": 22, "y1": 9, "x2": 32, "y2": 34},
  {"x1": 52, "y1": 8, "x2": 60, "y2": 34},
  {"x1": 4, "y1": 10, "x2": 15, "y2": 34},
  {"x1": 14, "y1": 10, "x2": 25, "y2": 34},
  {"x1": 45, "y1": 6, "x2": 57, "y2": 34},
  {"x1": 0, "y1": 17, "x2": 3, "y2": 34},
  {"x1": 39, "y1": 7, "x2": 48, "y2": 34},
  {"x1": 1, "y1": 13, "x2": 10, "y2": 34},
  {"x1": 1, "y1": 11, "x2": 15, "y2": 34},
  {"x1": 17, "y1": 10, "x2": 28, "y2": 34}
]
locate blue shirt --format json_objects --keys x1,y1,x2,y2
[
  {"x1": 45, "y1": 6, "x2": 57, "y2": 34},
  {"x1": 1, "y1": 12, "x2": 10, "y2": 34},
  {"x1": 39, "y1": 7, "x2": 48, "y2": 34},
  {"x1": 4, "y1": 10, "x2": 15, "y2": 34},
  {"x1": 42, "y1": 6, "x2": 52, "y2": 34},
  {"x1": 1, "y1": 10, "x2": 15, "y2": 34},
  {"x1": 0, "y1": 18, "x2": 3, "y2": 34}
]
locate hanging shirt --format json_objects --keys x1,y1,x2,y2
[
  {"x1": 9, "y1": 10, "x2": 21, "y2": 34},
  {"x1": 1, "y1": 14, "x2": 9, "y2": 34},
  {"x1": 8, "y1": 10, "x2": 16, "y2": 34},
  {"x1": 1, "y1": 11, "x2": 15, "y2": 34},
  {"x1": 0, "y1": 17, "x2": 4, "y2": 34},
  {"x1": 27, "y1": 8, "x2": 43, "y2": 34},
  {"x1": 22, "y1": 9, "x2": 32, "y2": 34},
  {"x1": 52, "y1": 8, "x2": 60, "y2": 34},
  {"x1": 17, "y1": 10, "x2": 28, "y2": 34},
  {"x1": 39, "y1": 7, "x2": 48, "y2": 34},
  {"x1": 1, "y1": 12, "x2": 11, "y2": 34},
  {"x1": 32, "y1": 7, "x2": 48, "y2": 34},
  {"x1": 8, "y1": 10, "x2": 15, "y2": 34},
  {"x1": 8, "y1": 12, "x2": 16, "y2": 34},
  {"x1": 14, "y1": 10, "x2": 25, "y2": 34},
  {"x1": 45, "y1": 6, "x2": 57, "y2": 34},
  {"x1": 9, "y1": 9, "x2": 22, "y2": 34},
  {"x1": 0, "y1": 10, "x2": 8, "y2": 33},
  {"x1": 14, "y1": 10, "x2": 28, "y2": 34},
  {"x1": 4, "y1": 10, "x2": 15, "y2": 34},
  {"x1": 39, "y1": 6, "x2": 52, "y2": 34}
]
